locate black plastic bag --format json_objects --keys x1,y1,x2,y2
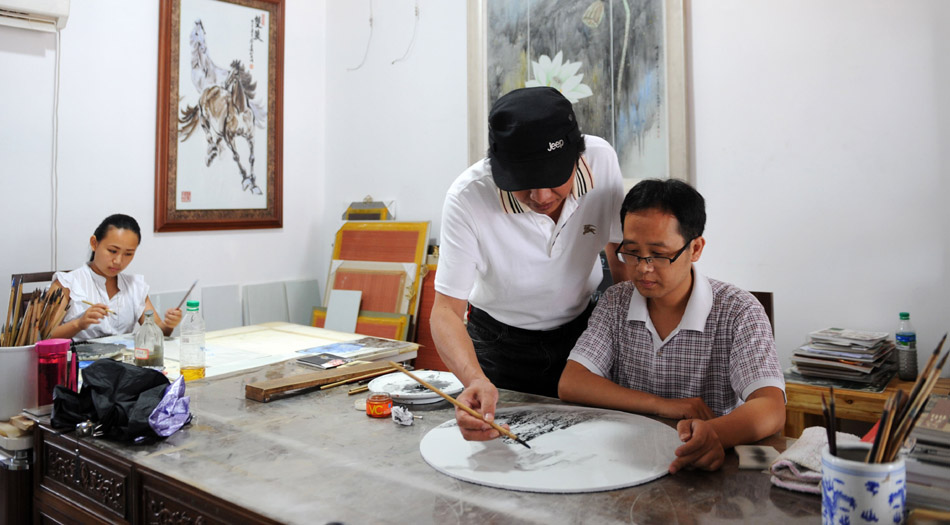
[{"x1": 52, "y1": 359, "x2": 170, "y2": 442}]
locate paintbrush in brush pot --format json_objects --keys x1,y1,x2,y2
[
  {"x1": 821, "y1": 393, "x2": 836, "y2": 457},
  {"x1": 883, "y1": 344, "x2": 950, "y2": 462},
  {"x1": 388, "y1": 361, "x2": 531, "y2": 449}
]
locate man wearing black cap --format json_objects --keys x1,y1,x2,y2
[{"x1": 431, "y1": 87, "x2": 626, "y2": 441}]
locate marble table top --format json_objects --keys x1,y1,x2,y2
[{"x1": 53, "y1": 358, "x2": 821, "y2": 524}]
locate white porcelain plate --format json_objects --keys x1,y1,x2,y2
[{"x1": 367, "y1": 371, "x2": 463, "y2": 404}]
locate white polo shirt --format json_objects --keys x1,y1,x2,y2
[{"x1": 435, "y1": 135, "x2": 623, "y2": 330}]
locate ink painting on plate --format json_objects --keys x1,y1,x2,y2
[{"x1": 420, "y1": 404, "x2": 679, "y2": 493}]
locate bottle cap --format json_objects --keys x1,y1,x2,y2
[
  {"x1": 186, "y1": 300, "x2": 200, "y2": 310},
  {"x1": 899, "y1": 312, "x2": 910, "y2": 320},
  {"x1": 35, "y1": 338, "x2": 70, "y2": 356}
]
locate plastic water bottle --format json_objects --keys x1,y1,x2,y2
[
  {"x1": 179, "y1": 300, "x2": 206, "y2": 381},
  {"x1": 896, "y1": 312, "x2": 918, "y2": 381},
  {"x1": 134, "y1": 311, "x2": 165, "y2": 371}
]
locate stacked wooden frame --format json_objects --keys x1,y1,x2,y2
[
  {"x1": 320, "y1": 222, "x2": 430, "y2": 341},
  {"x1": 310, "y1": 308, "x2": 409, "y2": 341}
]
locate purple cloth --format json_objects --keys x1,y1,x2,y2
[{"x1": 148, "y1": 376, "x2": 192, "y2": 437}]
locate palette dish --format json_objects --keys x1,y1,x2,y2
[
  {"x1": 76, "y1": 343, "x2": 126, "y2": 362},
  {"x1": 420, "y1": 404, "x2": 679, "y2": 493},
  {"x1": 368, "y1": 371, "x2": 462, "y2": 405}
]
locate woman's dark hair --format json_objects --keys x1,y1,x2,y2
[
  {"x1": 620, "y1": 179, "x2": 706, "y2": 242},
  {"x1": 89, "y1": 214, "x2": 141, "y2": 261}
]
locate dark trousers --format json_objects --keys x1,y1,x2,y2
[{"x1": 466, "y1": 302, "x2": 595, "y2": 398}]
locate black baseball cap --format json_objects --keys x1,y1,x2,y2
[{"x1": 488, "y1": 87, "x2": 581, "y2": 192}]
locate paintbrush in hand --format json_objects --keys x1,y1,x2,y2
[
  {"x1": 81, "y1": 300, "x2": 117, "y2": 316},
  {"x1": 387, "y1": 361, "x2": 531, "y2": 449},
  {"x1": 176, "y1": 280, "x2": 199, "y2": 309}
]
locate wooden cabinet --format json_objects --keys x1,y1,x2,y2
[
  {"x1": 784, "y1": 377, "x2": 950, "y2": 438},
  {"x1": 139, "y1": 468, "x2": 267, "y2": 524},
  {"x1": 33, "y1": 423, "x2": 277, "y2": 525},
  {"x1": 35, "y1": 425, "x2": 133, "y2": 523}
]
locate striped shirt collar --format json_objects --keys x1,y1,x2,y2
[
  {"x1": 498, "y1": 154, "x2": 595, "y2": 214},
  {"x1": 626, "y1": 267, "x2": 713, "y2": 333}
]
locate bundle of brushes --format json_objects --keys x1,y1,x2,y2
[
  {"x1": 2, "y1": 276, "x2": 69, "y2": 347},
  {"x1": 867, "y1": 333, "x2": 949, "y2": 463}
]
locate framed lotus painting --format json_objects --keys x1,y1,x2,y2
[
  {"x1": 155, "y1": 0, "x2": 284, "y2": 231},
  {"x1": 467, "y1": 0, "x2": 688, "y2": 183}
]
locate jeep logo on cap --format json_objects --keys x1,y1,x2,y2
[{"x1": 547, "y1": 139, "x2": 565, "y2": 152}]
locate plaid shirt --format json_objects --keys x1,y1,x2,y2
[{"x1": 568, "y1": 270, "x2": 785, "y2": 417}]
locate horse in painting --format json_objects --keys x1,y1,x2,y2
[
  {"x1": 188, "y1": 19, "x2": 229, "y2": 94},
  {"x1": 179, "y1": 60, "x2": 262, "y2": 194},
  {"x1": 188, "y1": 19, "x2": 266, "y2": 124}
]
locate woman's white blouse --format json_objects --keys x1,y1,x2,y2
[{"x1": 54, "y1": 263, "x2": 150, "y2": 341}]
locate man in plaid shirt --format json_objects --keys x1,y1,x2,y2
[{"x1": 559, "y1": 179, "x2": 786, "y2": 473}]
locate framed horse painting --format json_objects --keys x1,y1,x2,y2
[{"x1": 155, "y1": 0, "x2": 284, "y2": 231}]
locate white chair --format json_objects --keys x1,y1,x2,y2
[
  {"x1": 201, "y1": 284, "x2": 242, "y2": 331},
  {"x1": 242, "y1": 282, "x2": 289, "y2": 325},
  {"x1": 284, "y1": 279, "x2": 321, "y2": 326}
]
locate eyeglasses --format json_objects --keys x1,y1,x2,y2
[{"x1": 615, "y1": 239, "x2": 694, "y2": 268}]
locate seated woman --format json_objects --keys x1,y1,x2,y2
[{"x1": 49, "y1": 214, "x2": 181, "y2": 341}]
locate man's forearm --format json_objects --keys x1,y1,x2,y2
[
  {"x1": 706, "y1": 388, "x2": 786, "y2": 450},
  {"x1": 429, "y1": 305, "x2": 487, "y2": 387},
  {"x1": 559, "y1": 361, "x2": 664, "y2": 415}
]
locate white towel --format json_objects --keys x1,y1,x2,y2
[{"x1": 769, "y1": 426, "x2": 861, "y2": 494}]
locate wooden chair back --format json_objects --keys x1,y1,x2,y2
[
  {"x1": 749, "y1": 291, "x2": 774, "y2": 335},
  {"x1": 10, "y1": 271, "x2": 57, "y2": 317}
]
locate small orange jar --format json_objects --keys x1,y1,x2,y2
[{"x1": 366, "y1": 393, "x2": 392, "y2": 418}]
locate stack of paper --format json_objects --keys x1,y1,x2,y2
[
  {"x1": 296, "y1": 336, "x2": 416, "y2": 362},
  {"x1": 907, "y1": 395, "x2": 950, "y2": 510},
  {"x1": 790, "y1": 327, "x2": 895, "y2": 383}
]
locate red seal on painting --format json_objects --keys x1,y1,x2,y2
[{"x1": 181, "y1": 191, "x2": 191, "y2": 203}]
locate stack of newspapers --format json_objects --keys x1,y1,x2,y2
[
  {"x1": 791, "y1": 327, "x2": 895, "y2": 383},
  {"x1": 907, "y1": 394, "x2": 950, "y2": 510}
]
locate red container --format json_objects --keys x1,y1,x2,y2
[
  {"x1": 35, "y1": 339, "x2": 70, "y2": 406},
  {"x1": 366, "y1": 393, "x2": 392, "y2": 418}
]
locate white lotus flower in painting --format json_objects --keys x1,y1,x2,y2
[{"x1": 525, "y1": 51, "x2": 593, "y2": 103}]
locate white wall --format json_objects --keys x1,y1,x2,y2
[
  {"x1": 2, "y1": 0, "x2": 947, "y2": 377},
  {"x1": 0, "y1": 0, "x2": 327, "y2": 316},
  {"x1": 321, "y1": 0, "x2": 949, "y2": 375},
  {"x1": 690, "y1": 0, "x2": 949, "y2": 375},
  {"x1": 322, "y1": 0, "x2": 468, "y2": 281}
]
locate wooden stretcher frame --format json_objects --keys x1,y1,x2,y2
[
  {"x1": 332, "y1": 221, "x2": 429, "y2": 264},
  {"x1": 330, "y1": 221, "x2": 430, "y2": 319},
  {"x1": 325, "y1": 260, "x2": 418, "y2": 316},
  {"x1": 311, "y1": 307, "x2": 410, "y2": 341}
]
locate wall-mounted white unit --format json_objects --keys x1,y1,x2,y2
[{"x1": 0, "y1": 0, "x2": 69, "y2": 33}]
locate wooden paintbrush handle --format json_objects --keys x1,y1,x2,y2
[
  {"x1": 387, "y1": 361, "x2": 521, "y2": 442},
  {"x1": 319, "y1": 366, "x2": 394, "y2": 390},
  {"x1": 81, "y1": 300, "x2": 117, "y2": 315}
]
